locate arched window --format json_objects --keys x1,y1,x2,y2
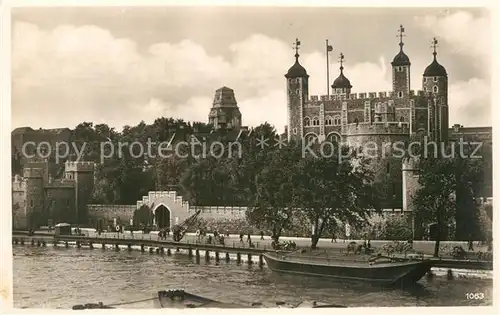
[
  {"x1": 398, "y1": 91, "x2": 403, "y2": 98},
  {"x1": 325, "y1": 116, "x2": 333, "y2": 126},
  {"x1": 334, "y1": 116, "x2": 341, "y2": 125},
  {"x1": 304, "y1": 117, "x2": 311, "y2": 127},
  {"x1": 312, "y1": 117, "x2": 320, "y2": 126},
  {"x1": 306, "y1": 134, "x2": 317, "y2": 144},
  {"x1": 433, "y1": 76, "x2": 438, "y2": 82},
  {"x1": 433, "y1": 86, "x2": 439, "y2": 93},
  {"x1": 327, "y1": 133, "x2": 340, "y2": 143}
]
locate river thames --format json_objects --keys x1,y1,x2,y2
[{"x1": 13, "y1": 245, "x2": 492, "y2": 308}]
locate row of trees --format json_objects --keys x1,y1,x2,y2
[
  {"x1": 410, "y1": 134, "x2": 492, "y2": 256},
  {"x1": 12, "y1": 117, "x2": 493, "y2": 253}
]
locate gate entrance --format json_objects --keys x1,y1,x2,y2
[{"x1": 155, "y1": 205, "x2": 171, "y2": 229}]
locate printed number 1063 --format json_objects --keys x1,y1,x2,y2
[{"x1": 465, "y1": 293, "x2": 484, "y2": 300}]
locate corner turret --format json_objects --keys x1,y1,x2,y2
[
  {"x1": 391, "y1": 25, "x2": 411, "y2": 97},
  {"x1": 331, "y1": 53, "x2": 352, "y2": 96},
  {"x1": 286, "y1": 38, "x2": 309, "y2": 141}
]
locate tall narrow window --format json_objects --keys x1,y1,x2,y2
[
  {"x1": 433, "y1": 86, "x2": 439, "y2": 93},
  {"x1": 30, "y1": 200, "x2": 34, "y2": 207},
  {"x1": 386, "y1": 162, "x2": 390, "y2": 174}
]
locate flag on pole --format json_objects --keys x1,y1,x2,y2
[{"x1": 327, "y1": 44, "x2": 333, "y2": 52}]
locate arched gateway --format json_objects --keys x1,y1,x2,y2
[
  {"x1": 136, "y1": 191, "x2": 192, "y2": 230},
  {"x1": 152, "y1": 204, "x2": 171, "y2": 229}
]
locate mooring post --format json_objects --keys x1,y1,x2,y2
[
  {"x1": 76, "y1": 241, "x2": 81, "y2": 248},
  {"x1": 53, "y1": 240, "x2": 58, "y2": 247},
  {"x1": 205, "y1": 250, "x2": 210, "y2": 261},
  {"x1": 149, "y1": 247, "x2": 154, "y2": 253},
  {"x1": 176, "y1": 247, "x2": 180, "y2": 253},
  {"x1": 89, "y1": 243, "x2": 93, "y2": 249},
  {"x1": 236, "y1": 252, "x2": 241, "y2": 264},
  {"x1": 102, "y1": 243, "x2": 106, "y2": 249},
  {"x1": 42, "y1": 240, "x2": 46, "y2": 247},
  {"x1": 128, "y1": 244, "x2": 132, "y2": 251},
  {"x1": 156, "y1": 248, "x2": 160, "y2": 254},
  {"x1": 188, "y1": 248, "x2": 193, "y2": 258},
  {"x1": 259, "y1": 255, "x2": 264, "y2": 268},
  {"x1": 160, "y1": 247, "x2": 165, "y2": 254},
  {"x1": 247, "y1": 253, "x2": 252, "y2": 264},
  {"x1": 215, "y1": 251, "x2": 220, "y2": 263},
  {"x1": 195, "y1": 249, "x2": 200, "y2": 262},
  {"x1": 31, "y1": 239, "x2": 35, "y2": 246},
  {"x1": 447, "y1": 269, "x2": 454, "y2": 280},
  {"x1": 141, "y1": 245, "x2": 145, "y2": 252},
  {"x1": 37, "y1": 240, "x2": 41, "y2": 247},
  {"x1": 167, "y1": 248, "x2": 172, "y2": 256},
  {"x1": 20, "y1": 239, "x2": 24, "y2": 245},
  {"x1": 225, "y1": 252, "x2": 230, "y2": 262},
  {"x1": 65, "y1": 242, "x2": 69, "y2": 248},
  {"x1": 115, "y1": 244, "x2": 120, "y2": 251}
]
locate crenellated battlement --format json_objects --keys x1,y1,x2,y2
[
  {"x1": 12, "y1": 179, "x2": 26, "y2": 191},
  {"x1": 344, "y1": 122, "x2": 411, "y2": 135},
  {"x1": 23, "y1": 167, "x2": 44, "y2": 178},
  {"x1": 46, "y1": 179, "x2": 75, "y2": 189},
  {"x1": 65, "y1": 161, "x2": 95, "y2": 172},
  {"x1": 309, "y1": 91, "x2": 397, "y2": 103}
]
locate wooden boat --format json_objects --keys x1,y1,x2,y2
[
  {"x1": 157, "y1": 289, "x2": 347, "y2": 308},
  {"x1": 72, "y1": 289, "x2": 347, "y2": 309},
  {"x1": 263, "y1": 252, "x2": 433, "y2": 286}
]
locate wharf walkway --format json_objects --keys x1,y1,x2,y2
[{"x1": 12, "y1": 231, "x2": 493, "y2": 271}]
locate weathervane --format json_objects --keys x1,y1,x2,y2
[
  {"x1": 431, "y1": 37, "x2": 439, "y2": 59},
  {"x1": 292, "y1": 38, "x2": 301, "y2": 59},
  {"x1": 339, "y1": 53, "x2": 345, "y2": 72},
  {"x1": 397, "y1": 24, "x2": 406, "y2": 50}
]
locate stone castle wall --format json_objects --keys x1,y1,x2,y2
[{"x1": 87, "y1": 204, "x2": 137, "y2": 225}]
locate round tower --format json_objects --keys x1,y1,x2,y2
[
  {"x1": 331, "y1": 52, "x2": 352, "y2": 96},
  {"x1": 391, "y1": 25, "x2": 411, "y2": 98},
  {"x1": 423, "y1": 37, "x2": 448, "y2": 144},
  {"x1": 23, "y1": 167, "x2": 45, "y2": 230},
  {"x1": 285, "y1": 38, "x2": 309, "y2": 141},
  {"x1": 345, "y1": 122, "x2": 411, "y2": 210}
]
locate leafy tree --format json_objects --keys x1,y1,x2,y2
[
  {"x1": 296, "y1": 145, "x2": 381, "y2": 248},
  {"x1": 412, "y1": 156, "x2": 456, "y2": 257},
  {"x1": 246, "y1": 142, "x2": 302, "y2": 242},
  {"x1": 133, "y1": 204, "x2": 153, "y2": 227}
]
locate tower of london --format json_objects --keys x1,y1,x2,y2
[{"x1": 285, "y1": 26, "x2": 449, "y2": 209}]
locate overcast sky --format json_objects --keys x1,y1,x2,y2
[{"x1": 11, "y1": 6, "x2": 491, "y2": 132}]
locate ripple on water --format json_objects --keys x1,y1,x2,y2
[{"x1": 13, "y1": 246, "x2": 493, "y2": 308}]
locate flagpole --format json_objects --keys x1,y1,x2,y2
[{"x1": 326, "y1": 39, "x2": 330, "y2": 98}]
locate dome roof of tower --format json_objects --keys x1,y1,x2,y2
[
  {"x1": 391, "y1": 51, "x2": 411, "y2": 66},
  {"x1": 285, "y1": 57, "x2": 309, "y2": 79},
  {"x1": 423, "y1": 58, "x2": 447, "y2": 77},
  {"x1": 332, "y1": 71, "x2": 352, "y2": 89}
]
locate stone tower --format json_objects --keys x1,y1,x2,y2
[
  {"x1": 64, "y1": 161, "x2": 95, "y2": 224},
  {"x1": 331, "y1": 53, "x2": 352, "y2": 97},
  {"x1": 208, "y1": 86, "x2": 242, "y2": 131},
  {"x1": 24, "y1": 167, "x2": 44, "y2": 230},
  {"x1": 391, "y1": 25, "x2": 411, "y2": 98},
  {"x1": 286, "y1": 38, "x2": 309, "y2": 141},
  {"x1": 423, "y1": 37, "x2": 449, "y2": 144}
]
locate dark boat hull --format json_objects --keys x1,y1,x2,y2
[{"x1": 263, "y1": 253, "x2": 432, "y2": 287}]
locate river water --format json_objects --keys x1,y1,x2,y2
[{"x1": 13, "y1": 245, "x2": 492, "y2": 308}]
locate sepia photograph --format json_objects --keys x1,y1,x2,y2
[{"x1": 4, "y1": 1, "x2": 495, "y2": 311}]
